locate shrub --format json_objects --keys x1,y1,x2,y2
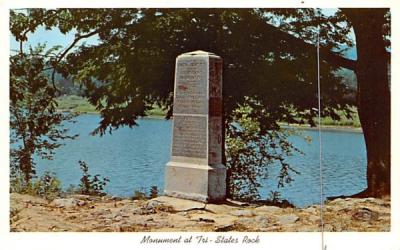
[
  {"x1": 226, "y1": 97, "x2": 302, "y2": 201},
  {"x1": 132, "y1": 187, "x2": 147, "y2": 200},
  {"x1": 10, "y1": 171, "x2": 61, "y2": 200},
  {"x1": 149, "y1": 186, "x2": 158, "y2": 199},
  {"x1": 78, "y1": 160, "x2": 110, "y2": 196}
]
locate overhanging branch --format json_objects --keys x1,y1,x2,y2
[
  {"x1": 266, "y1": 22, "x2": 390, "y2": 71},
  {"x1": 265, "y1": 22, "x2": 357, "y2": 71},
  {"x1": 51, "y1": 30, "x2": 99, "y2": 92}
]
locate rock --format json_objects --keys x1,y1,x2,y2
[
  {"x1": 51, "y1": 198, "x2": 85, "y2": 208},
  {"x1": 303, "y1": 207, "x2": 318, "y2": 214},
  {"x1": 205, "y1": 204, "x2": 232, "y2": 214},
  {"x1": 132, "y1": 207, "x2": 154, "y2": 215},
  {"x1": 111, "y1": 196, "x2": 123, "y2": 201},
  {"x1": 214, "y1": 223, "x2": 248, "y2": 232},
  {"x1": 352, "y1": 208, "x2": 378, "y2": 221},
  {"x1": 309, "y1": 215, "x2": 320, "y2": 222},
  {"x1": 151, "y1": 196, "x2": 205, "y2": 212},
  {"x1": 230, "y1": 209, "x2": 254, "y2": 217},
  {"x1": 226, "y1": 199, "x2": 249, "y2": 206},
  {"x1": 70, "y1": 194, "x2": 91, "y2": 200},
  {"x1": 277, "y1": 214, "x2": 299, "y2": 225},
  {"x1": 329, "y1": 198, "x2": 357, "y2": 207},
  {"x1": 215, "y1": 224, "x2": 236, "y2": 232},
  {"x1": 113, "y1": 215, "x2": 123, "y2": 222},
  {"x1": 198, "y1": 217, "x2": 215, "y2": 223},
  {"x1": 254, "y1": 205, "x2": 281, "y2": 214},
  {"x1": 237, "y1": 217, "x2": 255, "y2": 225},
  {"x1": 90, "y1": 208, "x2": 111, "y2": 216},
  {"x1": 10, "y1": 193, "x2": 47, "y2": 206},
  {"x1": 323, "y1": 224, "x2": 334, "y2": 232},
  {"x1": 360, "y1": 198, "x2": 386, "y2": 206},
  {"x1": 9, "y1": 192, "x2": 391, "y2": 232},
  {"x1": 254, "y1": 215, "x2": 269, "y2": 224},
  {"x1": 146, "y1": 200, "x2": 162, "y2": 210}
]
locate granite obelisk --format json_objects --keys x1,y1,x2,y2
[{"x1": 164, "y1": 51, "x2": 226, "y2": 202}]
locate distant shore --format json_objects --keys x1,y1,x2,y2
[{"x1": 56, "y1": 95, "x2": 362, "y2": 131}]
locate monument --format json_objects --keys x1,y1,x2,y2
[{"x1": 164, "y1": 50, "x2": 226, "y2": 202}]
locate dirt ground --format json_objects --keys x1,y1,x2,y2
[{"x1": 10, "y1": 193, "x2": 390, "y2": 232}]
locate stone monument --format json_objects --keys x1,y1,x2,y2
[{"x1": 164, "y1": 50, "x2": 226, "y2": 202}]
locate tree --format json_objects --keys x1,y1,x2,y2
[
  {"x1": 9, "y1": 8, "x2": 390, "y2": 198},
  {"x1": 340, "y1": 9, "x2": 390, "y2": 197},
  {"x1": 10, "y1": 44, "x2": 77, "y2": 184}
]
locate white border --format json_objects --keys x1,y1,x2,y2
[{"x1": 1, "y1": 1, "x2": 399, "y2": 250}]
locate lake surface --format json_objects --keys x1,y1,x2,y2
[{"x1": 34, "y1": 114, "x2": 367, "y2": 207}]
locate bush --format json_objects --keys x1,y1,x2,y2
[
  {"x1": 149, "y1": 186, "x2": 158, "y2": 199},
  {"x1": 33, "y1": 172, "x2": 62, "y2": 200},
  {"x1": 131, "y1": 186, "x2": 159, "y2": 200},
  {"x1": 78, "y1": 160, "x2": 110, "y2": 196},
  {"x1": 267, "y1": 191, "x2": 282, "y2": 204},
  {"x1": 226, "y1": 97, "x2": 302, "y2": 201},
  {"x1": 10, "y1": 171, "x2": 61, "y2": 200},
  {"x1": 132, "y1": 187, "x2": 147, "y2": 200}
]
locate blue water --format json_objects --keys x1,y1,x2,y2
[{"x1": 33, "y1": 114, "x2": 367, "y2": 207}]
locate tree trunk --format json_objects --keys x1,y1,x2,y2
[{"x1": 343, "y1": 9, "x2": 390, "y2": 198}]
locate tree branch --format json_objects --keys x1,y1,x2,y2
[
  {"x1": 51, "y1": 30, "x2": 99, "y2": 92},
  {"x1": 265, "y1": 21, "x2": 390, "y2": 71},
  {"x1": 265, "y1": 22, "x2": 357, "y2": 70}
]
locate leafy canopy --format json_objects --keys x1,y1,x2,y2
[{"x1": 10, "y1": 8, "x2": 356, "y2": 135}]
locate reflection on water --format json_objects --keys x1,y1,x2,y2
[{"x1": 34, "y1": 114, "x2": 366, "y2": 207}]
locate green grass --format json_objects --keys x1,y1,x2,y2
[
  {"x1": 145, "y1": 105, "x2": 167, "y2": 117},
  {"x1": 316, "y1": 107, "x2": 361, "y2": 127},
  {"x1": 56, "y1": 95, "x2": 97, "y2": 113},
  {"x1": 56, "y1": 95, "x2": 360, "y2": 127},
  {"x1": 56, "y1": 95, "x2": 167, "y2": 117}
]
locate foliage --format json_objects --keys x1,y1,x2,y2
[
  {"x1": 132, "y1": 187, "x2": 147, "y2": 200},
  {"x1": 9, "y1": 9, "x2": 358, "y2": 135},
  {"x1": 149, "y1": 186, "x2": 159, "y2": 199},
  {"x1": 226, "y1": 97, "x2": 302, "y2": 201},
  {"x1": 131, "y1": 186, "x2": 159, "y2": 200},
  {"x1": 78, "y1": 160, "x2": 110, "y2": 196},
  {"x1": 267, "y1": 191, "x2": 282, "y2": 204},
  {"x1": 10, "y1": 171, "x2": 62, "y2": 200},
  {"x1": 10, "y1": 45, "x2": 78, "y2": 184}
]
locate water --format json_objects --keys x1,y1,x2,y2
[{"x1": 33, "y1": 114, "x2": 367, "y2": 207}]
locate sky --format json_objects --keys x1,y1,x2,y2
[{"x1": 10, "y1": 26, "x2": 100, "y2": 54}]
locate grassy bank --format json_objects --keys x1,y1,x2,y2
[
  {"x1": 316, "y1": 107, "x2": 361, "y2": 127},
  {"x1": 56, "y1": 95, "x2": 98, "y2": 113},
  {"x1": 56, "y1": 95, "x2": 167, "y2": 117},
  {"x1": 57, "y1": 95, "x2": 361, "y2": 127}
]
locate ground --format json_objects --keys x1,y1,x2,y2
[{"x1": 10, "y1": 193, "x2": 390, "y2": 232}]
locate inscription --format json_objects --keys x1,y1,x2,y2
[
  {"x1": 209, "y1": 58, "x2": 223, "y2": 117},
  {"x1": 172, "y1": 116, "x2": 207, "y2": 158},
  {"x1": 208, "y1": 116, "x2": 222, "y2": 164},
  {"x1": 174, "y1": 58, "x2": 207, "y2": 114},
  {"x1": 209, "y1": 58, "x2": 222, "y2": 98}
]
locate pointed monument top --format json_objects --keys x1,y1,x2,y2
[{"x1": 178, "y1": 50, "x2": 220, "y2": 58}]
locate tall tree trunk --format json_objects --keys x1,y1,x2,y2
[{"x1": 343, "y1": 9, "x2": 390, "y2": 198}]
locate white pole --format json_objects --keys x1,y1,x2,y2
[{"x1": 317, "y1": 27, "x2": 326, "y2": 250}]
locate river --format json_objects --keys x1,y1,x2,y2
[{"x1": 33, "y1": 114, "x2": 367, "y2": 207}]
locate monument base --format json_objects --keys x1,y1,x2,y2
[{"x1": 164, "y1": 161, "x2": 226, "y2": 203}]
